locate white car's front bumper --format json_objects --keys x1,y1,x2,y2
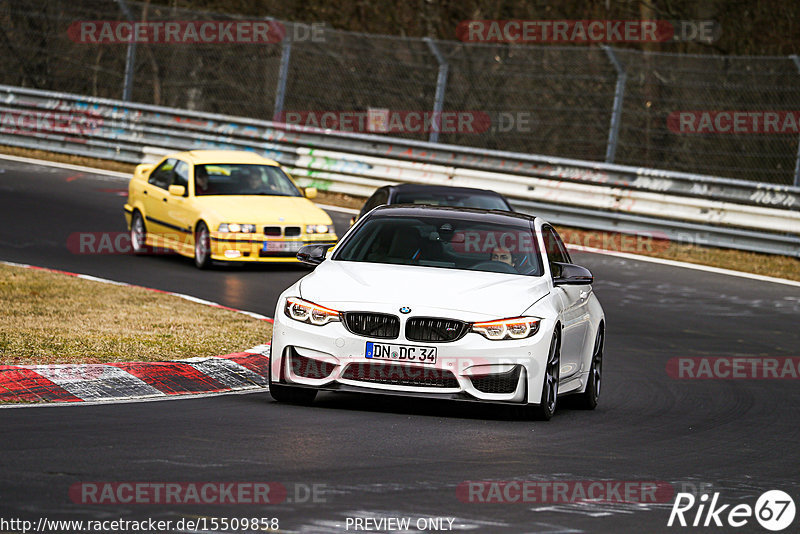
[{"x1": 270, "y1": 300, "x2": 556, "y2": 405}]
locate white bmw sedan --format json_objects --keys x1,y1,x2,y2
[{"x1": 269, "y1": 205, "x2": 605, "y2": 419}]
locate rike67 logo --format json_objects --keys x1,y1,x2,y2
[{"x1": 668, "y1": 490, "x2": 796, "y2": 531}]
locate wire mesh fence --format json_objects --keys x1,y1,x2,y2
[{"x1": 1, "y1": 0, "x2": 799, "y2": 185}]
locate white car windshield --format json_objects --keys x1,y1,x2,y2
[
  {"x1": 194, "y1": 164, "x2": 302, "y2": 197},
  {"x1": 334, "y1": 214, "x2": 543, "y2": 276}
]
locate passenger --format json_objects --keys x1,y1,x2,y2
[
  {"x1": 242, "y1": 167, "x2": 282, "y2": 194},
  {"x1": 243, "y1": 168, "x2": 263, "y2": 192}
]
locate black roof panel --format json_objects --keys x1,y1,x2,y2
[
  {"x1": 389, "y1": 183, "x2": 505, "y2": 197},
  {"x1": 369, "y1": 204, "x2": 537, "y2": 226}
]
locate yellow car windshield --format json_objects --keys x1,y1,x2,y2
[{"x1": 194, "y1": 164, "x2": 302, "y2": 197}]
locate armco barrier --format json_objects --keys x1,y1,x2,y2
[{"x1": 1, "y1": 84, "x2": 799, "y2": 257}]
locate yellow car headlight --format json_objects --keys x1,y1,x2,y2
[
  {"x1": 218, "y1": 223, "x2": 256, "y2": 233},
  {"x1": 305, "y1": 224, "x2": 333, "y2": 234}
]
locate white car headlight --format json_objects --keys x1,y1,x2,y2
[
  {"x1": 218, "y1": 223, "x2": 256, "y2": 233},
  {"x1": 305, "y1": 224, "x2": 333, "y2": 234},
  {"x1": 471, "y1": 317, "x2": 540, "y2": 340},
  {"x1": 284, "y1": 297, "x2": 341, "y2": 326}
]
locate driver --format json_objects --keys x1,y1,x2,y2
[
  {"x1": 491, "y1": 246, "x2": 515, "y2": 267},
  {"x1": 195, "y1": 166, "x2": 211, "y2": 195}
]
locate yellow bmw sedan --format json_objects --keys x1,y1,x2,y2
[{"x1": 123, "y1": 150, "x2": 337, "y2": 268}]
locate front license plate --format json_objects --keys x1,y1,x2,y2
[
  {"x1": 365, "y1": 342, "x2": 437, "y2": 364},
  {"x1": 263, "y1": 241, "x2": 303, "y2": 252}
]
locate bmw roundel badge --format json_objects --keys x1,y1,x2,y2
[{"x1": 399, "y1": 307, "x2": 411, "y2": 314}]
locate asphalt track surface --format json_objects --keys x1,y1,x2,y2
[{"x1": 1, "y1": 159, "x2": 799, "y2": 533}]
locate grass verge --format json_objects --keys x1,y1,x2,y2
[
  {"x1": 0, "y1": 263, "x2": 271, "y2": 365},
  {"x1": 2, "y1": 144, "x2": 798, "y2": 281}
]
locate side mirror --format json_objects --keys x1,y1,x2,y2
[
  {"x1": 168, "y1": 184, "x2": 186, "y2": 197},
  {"x1": 297, "y1": 244, "x2": 334, "y2": 266},
  {"x1": 304, "y1": 187, "x2": 318, "y2": 199},
  {"x1": 552, "y1": 262, "x2": 593, "y2": 286}
]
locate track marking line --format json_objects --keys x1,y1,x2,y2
[{"x1": 0, "y1": 153, "x2": 130, "y2": 179}]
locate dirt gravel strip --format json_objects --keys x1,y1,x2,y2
[{"x1": 0, "y1": 260, "x2": 274, "y2": 404}]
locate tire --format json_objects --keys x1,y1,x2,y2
[
  {"x1": 194, "y1": 222, "x2": 212, "y2": 269},
  {"x1": 130, "y1": 211, "x2": 148, "y2": 254},
  {"x1": 529, "y1": 331, "x2": 561, "y2": 421},
  {"x1": 575, "y1": 326, "x2": 603, "y2": 410},
  {"x1": 268, "y1": 361, "x2": 317, "y2": 405}
]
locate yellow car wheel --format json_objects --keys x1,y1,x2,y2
[
  {"x1": 194, "y1": 222, "x2": 211, "y2": 269},
  {"x1": 130, "y1": 211, "x2": 148, "y2": 255}
]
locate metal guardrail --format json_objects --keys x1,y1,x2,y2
[{"x1": 1, "y1": 84, "x2": 799, "y2": 257}]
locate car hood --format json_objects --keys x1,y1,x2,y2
[
  {"x1": 299, "y1": 260, "x2": 550, "y2": 319},
  {"x1": 195, "y1": 195, "x2": 331, "y2": 224}
]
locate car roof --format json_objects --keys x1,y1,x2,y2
[
  {"x1": 369, "y1": 204, "x2": 539, "y2": 226},
  {"x1": 387, "y1": 183, "x2": 506, "y2": 197},
  {"x1": 170, "y1": 150, "x2": 280, "y2": 166}
]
